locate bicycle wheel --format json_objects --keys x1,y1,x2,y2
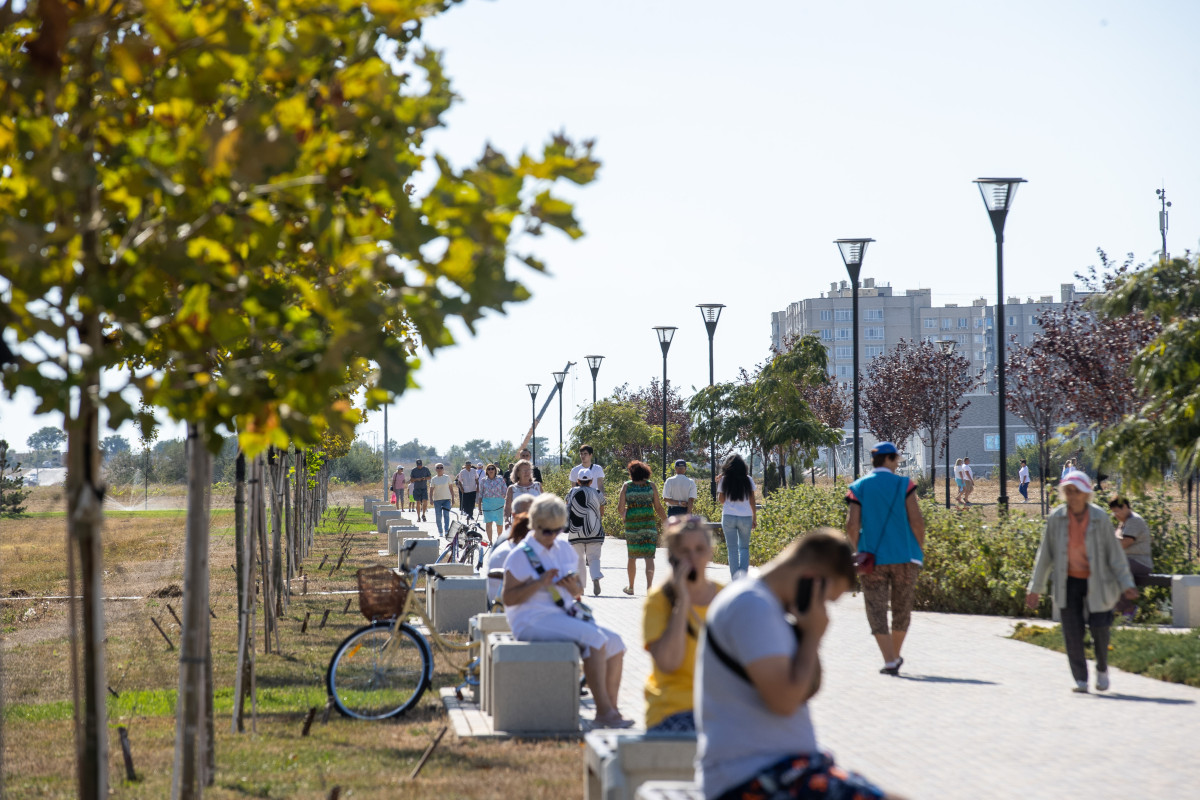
[
  {"x1": 326, "y1": 620, "x2": 432, "y2": 720},
  {"x1": 458, "y1": 541, "x2": 479, "y2": 567}
]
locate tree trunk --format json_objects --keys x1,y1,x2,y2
[
  {"x1": 172, "y1": 421, "x2": 212, "y2": 798},
  {"x1": 1038, "y1": 440, "x2": 1048, "y2": 515},
  {"x1": 66, "y1": 318, "x2": 108, "y2": 800}
]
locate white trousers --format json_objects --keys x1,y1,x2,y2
[
  {"x1": 571, "y1": 540, "x2": 605, "y2": 581},
  {"x1": 513, "y1": 612, "x2": 625, "y2": 659}
]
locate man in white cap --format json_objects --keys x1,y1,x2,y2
[
  {"x1": 662, "y1": 459, "x2": 697, "y2": 518},
  {"x1": 1026, "y1": 470, "x2": 1138, "y2": 693},
  {"x1": 566, "y1": 467, "x2": 606, "y2": 596},
  {"x1": 456, "y1": 460, "x2": 479, "y2": 521}
]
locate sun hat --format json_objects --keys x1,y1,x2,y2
[
  {"x1": 1060, "y1": 470, "x2": 1093, "y2": 494},
  {"x1": 872, "y1": 442, "x2": 898, "y2": 456}
]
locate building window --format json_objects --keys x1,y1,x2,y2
[
  {"x1": 958, "y1": 318, "x2": 968, "y2": 329},
  {"x1": 1015, "y1": 433, "x2": 1037, "y2": 448},
  {"x1": 835, "y1": 328, "x2": 851, "y2": 340},
  {"x1": 974, "y1": 334, "x2": 984, "y2": 344},
  {"x1": 956, "y1": 334, "x2": 966, "y2": 344},
  {"x1": 984, "y1": 434, "x2": 1000, "y2": 452},
  {"x1": 940, "y1": 318, "x2": 952, "y2": 330},
  {"x1": 923, "y1": 318, "x2": 937, "y2": 329},
  {"x1": 865, "y1": 346, "x2": 884, "y2": 358},
  {"x1": 1029, "y1": 315, "x2": 1037, "y2": 325},
  {"x1": 865, "y1": 326, "x2": 885, "y2": 340},
  {"x1": 865, "y1": 308, "x2": 884, "y2": 321},
  {"x1": 975, "y1": 350, "x2": 985, "y2": 361},
  {"x1": 836, "y1": 365, "x2": 852, "y2": 379},
  {"x1": 986, "y1": 318, "x2": 993, "y2": 328},
  {"x1": 834, "y1": 309, "x2": 852, "y2": 321},
  {"x1": 820, "y1": 329, "x2": 833, "y2": 340},
  {"x1": 974, "y1": 319, "x2": 983, "y2": 329},
  {"x1": 1008, "y1": 315, "x2": 1017, "y2": 326},
  {"x1": 819, "y1": 309, "x2": 832, "y2": 321},
  {"x1": 835, "y1": 346, "x2": 852, "y2": 359}
]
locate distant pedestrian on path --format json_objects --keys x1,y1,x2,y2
[
  {"x1": 570, "y1": 444, "x2": 606, "y2": 491},
  {"x1": 1018, "y1": 459, "x2": 1030, "y2": 503},
  {"x1": 502, "y1": 494, "x2": 632, "y2": 729},
  {"x1": 717, "y1": 454, "x2": 757, "y2": 579},
  {"x1": 643, "y1": 515, "x2": 723, "y2": 733},
  {"x1": 845, "y1": 442, "x2": 926, "y2": 676},
  {"x1": 960, "y1": 457, "x2": 975, "y2": 504},
  {"x1": 503, "y1": 458, "x2": 542, "y2": 527},
  {"x1": 663, "y1": 459, "x2": 698, "y2": 518},
  {"x1": 1026, "y1": 471, "x2": 1138, "y2": 693},
  {"x1": 617, "y1": 459, "x2": 666, "y2": 595},
  {"x1": 1060, "y1": 459, "x2": 1074, "y2": 480},
  {"x1": 478, "y1": 464, "x2": 507, "y2": 542},
  {"x1": 409, "y1": 459, "x2": 431, "y2": 522},
  {"x1": 485, "y1": 494, "x2": 536, "y2": 607},
  {"x1": 429, "y1": 463, "x2": 456, "y2": 535},
  {"x1": 1108, "y1": 495, "x2": 1153, "y2": 620},
  {"x1": 696, "y1": 529, "x2": 898, "y2": 800},
  {"x1": 953, "y1": 458, "x2": 965, "y2": 504},
  {"x1": 456, "y1": 460, "x2": 479, "y2": 521},
  {"x1": 566, "y1": 468, "x2": 606, "y2": 596},
  {"x1": 391, "y1": 465, "x2": 406, "y2": 508}
]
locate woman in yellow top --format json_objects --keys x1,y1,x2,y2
[{"x1": 642, "y1": 515, "x2": 723, "y2": 732}]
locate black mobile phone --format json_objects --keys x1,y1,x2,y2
[
  {"x1": 668, "y1": 555, "x2": 698, "y2": 581},
  {"x1": 795, "y1": 577, "x2": 823, "y2": 615}
]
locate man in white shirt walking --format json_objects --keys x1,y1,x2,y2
[
  {"x1": 570, "y1": 444, "x2": 605, "y2": 492},
  {"x1": 961, "y1": 457, "x2": 975, "y2": 505},
  {"x1": 1018, "y1": 459, "x2": 1031, "y2": 503},
  {"x1": 662, "y1": 459, "x2": 697, "y2": 518},
  {"x1": 456, "y1": 461, "x2": 479, "y2": 520}
]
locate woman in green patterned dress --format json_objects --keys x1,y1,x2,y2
[{"x1": 617, "y1": 460, "x2": 666, "y2": 595}]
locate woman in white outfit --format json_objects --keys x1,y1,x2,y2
[
  {"x1": 502, "y1": 494, "x2": 632, "y2": 728},
  {"x1": 503, "y1": 458, "x2": 542, "y2": 526},
  {"x1": 485, "y1": 494, "x2": 536, "y2": 606}
]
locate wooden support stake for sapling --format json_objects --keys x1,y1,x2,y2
[
  {"x1": 343, "y1": 597, "x2": 352, "y2": 614},
  {"x1": 209, "y1": 606, "x2": 217, "y2": 619},
  {"x1": 317, "y1": 554, "x2": 328, "y2": 571},
  {"x1": 321, "y1": 698, "x2": 333, "y2": 724},
  {"x1": 150, "y1": 617, "x2": 175, "y2": 650},
  {"x1": 301, "y1": 706, "x2": 317, "y2": 737},
  {"x1": 166, "y1": 603, "x2": 182, "y2": 627},
  {"x1": 409, "y1": 726, "x2": 448, "y2": 780},
  {"x1": 107, "y1": 685, "x2": 120, "y2": 698},
  {"x1": 302, "y1": 574, "x2": 308, "y2": 595},
  {"x1": 319, "y1": 609, "x2": 330, "y2": 629},
  {"x1": 327, "y1": 788, "x2": 341, "y2": 800},
  {"x1": 117, "y1": 726, "x2": 137, "y2": 782},
  {"x1": 301, "y1": 611, "x2": 311, "y2": 633}
]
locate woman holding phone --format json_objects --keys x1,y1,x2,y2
[{"x1": 642, "y1": 515, "x2": 724, "y2": 732}]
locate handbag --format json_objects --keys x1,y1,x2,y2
[{"x1": 855, "y1": 476, "x2": 904, "y2": 576}]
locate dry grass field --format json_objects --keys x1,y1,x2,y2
[{"x1": 1, "y1": 485, "x2": 580, "y2": 798}]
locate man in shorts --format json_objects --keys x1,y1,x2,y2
[
  {"x1": 409, "y1": 459, "x2": 432, "y2": 522},
  {"x1": 960, "y1": 457, "x2": 975, "y2": 505}
]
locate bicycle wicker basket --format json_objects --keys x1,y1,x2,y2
[{"x1": 356, "y1": 565, "x2": 410, "y2": 622}]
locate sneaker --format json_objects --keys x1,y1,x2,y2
[
  {"x1": 1096, "y1": 670, "x2": 1110, "y2": 692},
  {"x1": 593, "y1": 579, "x2": 602, "y2": 597},
  {"x1": 1073, "y1": 680, "x2": 1089, "y2": 693},
  {"x1": 880, "y1": 657, "x2": 904, "y2": 676}
]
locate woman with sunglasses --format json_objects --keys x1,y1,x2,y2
[
  {"x1": 477, "y1": 464, "x2": 508, "y2": 542},
  {"x1": 502, "y1": 494, "x2": 633, "y2": 728},
  {"x1": 643, "y1": 515, "x2": 723, "y2": 733},
  {"x1": 503, "y1": 458, "x2": 542, "y2": 528}
]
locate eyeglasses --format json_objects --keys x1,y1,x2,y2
[
  {"x1": 537, "y1": 527, "x2": 565, "y2": 536},
  {"x1": 666, "y1": 514, "x2": 707, "y2": 531}
]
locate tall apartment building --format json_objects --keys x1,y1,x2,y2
[{"x1": 769, "y1": 280, "x2": 1083, "y2": 474}]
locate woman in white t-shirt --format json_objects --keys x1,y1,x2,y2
[
  {"x1": 502, "y1": 494, "x2": 632, "y2": 729},
  {"x1": 717, "y1": 454, "x2": 757, "y2": 579},
  {"x1": 485, "y1": 494, "x2": 537, "y2": 606},
  {"x1": 503, "y1": 458, "x2": 542, "y2": 526},
  {"x1": 953, "y1": 459, "x2": 965, "y2": 505}
]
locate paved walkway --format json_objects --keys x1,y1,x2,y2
[{"x1": 411, "y1": 512, "x2": 1200, "y2": 797}]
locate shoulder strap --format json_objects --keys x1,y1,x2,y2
[
  {"x1": 520, "y1": 543, "x2": 567, "y2": 609},
  {"x1": 704, "y1": 627, "x2": 751, "y2": 684}
]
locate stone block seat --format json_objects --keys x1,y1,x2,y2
[
  {"x1": 1172, "y1": 575, "x2": 1200, "y2": 627},
  {"x1": 585, "y1": 731, "x2": 698, "y2": 800},
  {"x1": 428, "y1": 576, "x2": 488, "y2": 634},
  {"x1": 634, "y1": 782, "x2": 703, "y2": 800},
  {"x1": 489, "y1": 634, "x2": 580, "y2": 734},
  {"x1": 387, "y1": 524, "x2": 425, "y2": 556}
]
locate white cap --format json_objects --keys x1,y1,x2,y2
[{"x1": 577, "y1": 467, "x2": 594, "y2": 481}]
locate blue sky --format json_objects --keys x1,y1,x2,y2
[{"x1": 2, "y1": 0, "x2": 1198, "y2": 459}]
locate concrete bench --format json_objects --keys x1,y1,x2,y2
[
  {"x1": 400, "y1": 539, "x2": 441, "y2": 570},
  {"x1": 585, "y1": 731, "x2": 698, "y2": 800},
  {"x1": 376, "y1": 509, "x2": 403, "y2": 533},
  {"x1": 1172, "y1": 575, "x2": 1200, "y2": 627},
  {"x1": 428, "y1": 576, "x2": 488, "y2": 634},
  {"x1": 489, "y1": 634, "x2": 580, "y2": 734},
  {"x1": 470, "y1": 613, "x2": 510, "y2": 713},
  {"x1": 634, "y1": 781, "x2": 703, "y2": 800},
  {"x1": 364, "y1": 496, "x2": 384, "y2": 513},
  {"x1": 387, "y1": 524, "x2": 426, "y2": 556},
  {"x1": 425, "y1": 563, "x2": 478, "y2": 616}
]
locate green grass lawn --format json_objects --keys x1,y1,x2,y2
[{"x1": 1011, "y1": 623, "x2": 1200, "y2": 687}]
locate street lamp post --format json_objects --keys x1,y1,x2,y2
[
  {"x1": 652, "y1": 326, "x2": 677, "y2": 481},
  {"x1": 697, "y1": 304, "x2": 725, "y2": 499},
  {"x1": 585, "y1": 355, "x2": 604, "y2": 403},
  {"x1": 552, "y1": 370, "x2": 568, "y2": 467},
  {"x1": 526, "y1": 383, "x2": 541, "y2": 466},
  {"x1": 939, "y1": 339, "x2": 957, "y2": 510},
  {"x1": 834, "y1": 238, "x2": 875, "y2": 479},
  {"x1": 973, "y1": 178, "x2": 1026, "y2": 514}
]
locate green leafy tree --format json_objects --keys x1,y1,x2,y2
[
  {"x1": 0, "y1": 0, "x2": 598, "y2": 793},
  {"x1": 0, "y1": 439, "x2": 29, "y2": 517},
  {"x1": 26, "y1": 426, "x2": 66, "y2": 458},
  {"x1": 569, "y1": 399, "x2": 659, "y2": 469},
  {"x1": 1097, "y1": 253, "x2": 1200, "y2": 484},
  {"x1": 100, "y1": 435, "x2": 130, "y2": 459}
]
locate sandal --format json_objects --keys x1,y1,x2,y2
[{"x1": 622, "y1": 586, "x2": 634, "y2": 596}]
